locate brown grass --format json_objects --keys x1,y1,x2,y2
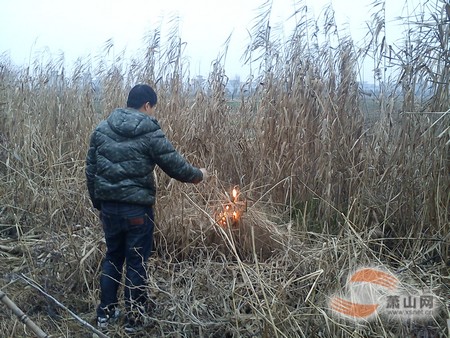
[{"x1": 0, "y1": 1, "x2": 448, "y2": 337}]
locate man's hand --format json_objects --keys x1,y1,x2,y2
[{"x1": 200, "y1": 168, "x2": 208, "y2": 181}]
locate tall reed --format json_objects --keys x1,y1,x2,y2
[{"x1": 0, "y1": 1, "x2": 448, "y2": 337}]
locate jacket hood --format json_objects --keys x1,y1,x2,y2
[{"x1": 107, "y1": 108, "x2": 157, "y2": 137}]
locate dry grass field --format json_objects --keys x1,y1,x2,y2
[{"x1": 0, "y1": 1, "x2": 448, "y2": 337}]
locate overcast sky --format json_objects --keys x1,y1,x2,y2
[{"x1": 0, "y1": 0, "x2": 423, "y2": 77}]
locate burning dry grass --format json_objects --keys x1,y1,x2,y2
[{"x1": 0, "y1": 1, "x2": 449, "y2": 337}]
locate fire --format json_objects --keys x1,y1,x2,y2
[
  {"x1": 216, "y1": 187, "x2": 247, "y2": 228},
  {"x1": 232, "y1": 188, "x2": 238, "y2": 201}
]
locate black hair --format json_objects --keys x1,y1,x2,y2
[{"x1": 126, "y1": 84, "x2": 157, "y2": 109}]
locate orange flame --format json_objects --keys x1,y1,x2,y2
[
  {"x1": 216, "y1": 187, "x2": 246, "y2": 228},
  {"x1": 232, "y1": 188, "x2": 238, "y2": 201}
]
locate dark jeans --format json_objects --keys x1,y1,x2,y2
[{"x1": 96, "y1": 201, "x2": 154, "y2": 318}]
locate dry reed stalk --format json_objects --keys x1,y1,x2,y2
[
  {"x1": 19, "y1": 274, "x2": 110, "y2": 338},
  {"x1": 0, "y1": 289, "x2": 49, "y2": 338},
  {"x1": 0, "y1": 0, "x2": 449, "y2": 336}
]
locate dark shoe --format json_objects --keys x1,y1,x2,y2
[
  {"x1": 97, "y1": 308, "x2": 120, "y2": 330},
  {"x1": 124, "y1": 301, "x2": 155, "y2": 333},
  {"x1": 124, "y1": 316, "x2": 144, "y2": 333}
]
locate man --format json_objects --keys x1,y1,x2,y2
[{"x1": 85, "y1": 84, "x2": 207, "y2": 332}]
